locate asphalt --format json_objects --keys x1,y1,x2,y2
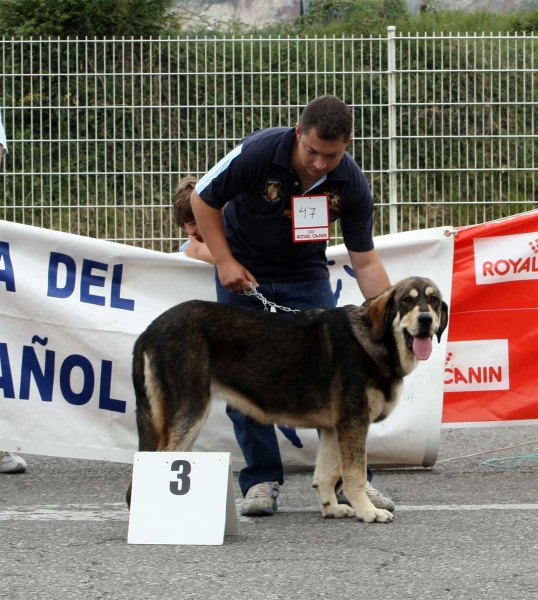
[{"x1": 1, "y1": 425, "x2": 537, "y2": 600}]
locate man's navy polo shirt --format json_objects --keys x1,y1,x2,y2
[{"x1": 196, "y1": 127, "x2": 375, "y2": 283}]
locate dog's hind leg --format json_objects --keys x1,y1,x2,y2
[
  {"x1": 161, "y1": 399, "x2": 212, "y2": 453},
  {"x1": 157, "y1": 346, "x2": 213, "y2": 453},
  {"x1": 312, "y1": 427, "x2": 355, "y2": 519},
  {"x1": 337, "y1": 419, "x2": 393, "y2": 523}
]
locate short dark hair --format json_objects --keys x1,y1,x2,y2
[
  {"x1": 172, "y1": 175, "x2": 198, "y2": 228},
  {"x1": 299, "y1": 95, "x2": 353, "y2": 141}
]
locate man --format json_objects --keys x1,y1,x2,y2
[
  {"x1": 191, "y1": 95, "x2": 394, "y2": 516},
  {"x1": 0, "y1": 106, "x2": 27, "y2": 474},
  {"x1": 173, "y1": 175, "x2": 309, "y2": 453}
]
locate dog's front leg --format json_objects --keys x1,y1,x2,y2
[
  {"x1": 337, "y1": 420, "x2": 393, "y2": 523},
  {"x1": 312, "y1": 427, "x2": 355, "y2": 519}
]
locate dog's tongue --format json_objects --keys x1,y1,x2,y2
[{"x1": 413, "y1": 336, "x2": 433, "y2": 360}]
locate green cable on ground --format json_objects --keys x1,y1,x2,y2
[{"x1": 482, "y1": 454, "x2": 538, "y2": 469}]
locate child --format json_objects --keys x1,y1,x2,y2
[{"x1": 172, "y1": 176, "x2": 214, "y2": 264}]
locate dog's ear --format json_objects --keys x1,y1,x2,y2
[
  {"x1": 366, "y1": 287, "x2": 394, "y2": 342},
  {"x1": 436, "y1": 301, "x2": 449, "y2": 343}
]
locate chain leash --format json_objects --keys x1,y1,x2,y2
[{"x1": 243, "y1": 282, "x2": 301, "y2": 313}]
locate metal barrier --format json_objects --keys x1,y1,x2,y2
[{"x1": 1, "y1": 28, "x2": 536, "y2": 251}]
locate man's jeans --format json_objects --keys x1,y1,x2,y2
[{"x1": 216, "y1": 274, "x2": 372, "y2": 496}]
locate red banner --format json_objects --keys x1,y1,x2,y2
[{"x1": 442, "y1": 210, "x2": 538, "y2": 424}]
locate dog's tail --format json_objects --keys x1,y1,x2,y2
[
  {"x1": 127, "y1": 335, "x2": 165, "y2": 509},
  {"x1": 132, "y1": 334, "x2": 167, "y2": 453}
]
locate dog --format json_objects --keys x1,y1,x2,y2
[{"x1": 127, "y1": 276, "x2": 448, "y2": 523}]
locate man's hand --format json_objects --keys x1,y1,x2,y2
[{"x1": 216, "y1": 256, "x2": 258, "y2": 294}]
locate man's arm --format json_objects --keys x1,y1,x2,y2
[
  {"x1": 190, "y1": 190, "x2": 258, "y2": 292},
  {"x1": 348, "y1": 249, "x2": 391, "y2": 300}
]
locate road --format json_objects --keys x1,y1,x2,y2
[{"x1": 1, "y1": 425, "x2": 537, "y2": 600}]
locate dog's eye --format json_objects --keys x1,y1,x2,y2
[
  {"x1": 402, "y1": 295, "x2": 413, "y2": 303},
  {"x1": 429, "y1": 295, "x2": 439, "y2": 303}
]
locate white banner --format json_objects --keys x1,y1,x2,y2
[{"x1": 0, "y1": 220, "x2": 453, "y2": 468}]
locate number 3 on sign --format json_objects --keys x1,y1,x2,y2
[
  {"x1": 128, "y1": 452, "x2": 239, "y2": 545},
  {"x1": 170, "y1": 460, "x2": 191, "y2": 495}
]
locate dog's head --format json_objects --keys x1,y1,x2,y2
[{"x1": 365, "y1": 277, "x2": 449, "y2": 364}]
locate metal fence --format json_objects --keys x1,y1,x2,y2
[{"x1": 1, "y1": 28, "x2": 537, "y2": 251}]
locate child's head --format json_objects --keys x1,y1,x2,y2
[{"x1": 173, "y1": 176, "x2": 203, "y2": 241}]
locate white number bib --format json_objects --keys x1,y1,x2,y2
[{"x1": 291, "y1": 194, "x2": 330, "y2": 243}]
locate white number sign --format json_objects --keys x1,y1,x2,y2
[{"x1": 127, "y1": 452, "x2": 239, "y2": 545}]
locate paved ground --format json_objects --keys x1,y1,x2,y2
[{"x1": 1, "y1": 425, "x2": 537, "y2": 600}]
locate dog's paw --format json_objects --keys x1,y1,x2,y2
[
  {"x1": 321, "y1": 504, "x2": 356, "y2": 519},
  {"x1": 357, "y1": 508, "x2": 394, "y2": 523}
]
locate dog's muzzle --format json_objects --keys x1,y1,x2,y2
[{"x1": 405, "y1": 313, "x2": 435, "y2": 361}]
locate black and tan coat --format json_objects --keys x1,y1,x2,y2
[{"x1": 128, "y1": 276, "x2": 448, "y2": 523}]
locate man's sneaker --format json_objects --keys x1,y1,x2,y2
[
  {"x1": 336, "y1": 481, "x2": 395, "y2": 512},
  {"x1": 240, "y1": 481, "x2": 279, "y2": 516},
  {"x1": 0, "y1": 452, "x2": 27, "y2": 474}
]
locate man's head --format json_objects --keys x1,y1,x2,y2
[
  {"x1": 173, "y1": 176, "x2": 203, "y2": 241},
  {"x1": 294, "y1": 96, "x2": 354, "y2": 179},
  {"x1": 299, "y1": 95, "x2": 353, "y2": 142}
]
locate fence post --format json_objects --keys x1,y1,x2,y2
[{"x1": 387, "y1": 26, "x2": 398, "y2": 234}]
